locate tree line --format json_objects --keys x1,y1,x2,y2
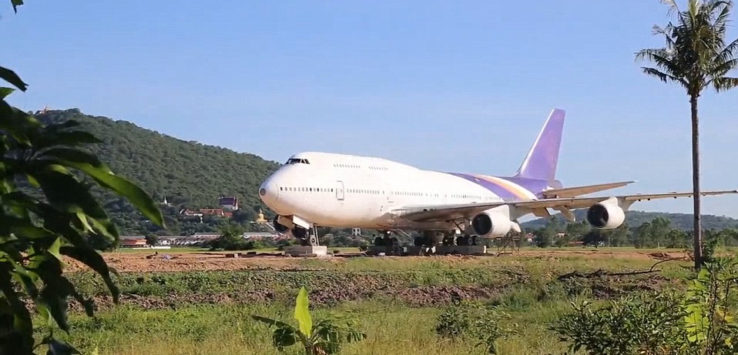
[{"x1": 530, "y1": 216, "x2": 738, "y2": 249}]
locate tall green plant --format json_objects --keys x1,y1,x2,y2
[
  {"x1": 436, "y1": 301, "x2": 505, "y2": 354},
  {"x1": 554, "y1": 294, "x2": 686, "y2": 355},
  {"x1": 637, "y1": 0, "x2": 738, "y2": 269},
  {"x1": 2, "y1": 3, "x2": 164, "y2": 353},
  {"x1": 252, "y1": 287, "x2": 366, "y2": 354},
  {"x1": 683, "y1": 259, "x2": 738, "y2": 353},
  {"x1": 554, "y1": 259, "x2": 738, "y2": 354}
]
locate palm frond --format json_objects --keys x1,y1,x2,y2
[
  {"x1": 636, "y1": 48, "x2": 686, "y2": 77},
  {"x1": 660, "y1": 0, "x2": 680, "y2": 15},
  {"x1": 712, "y1": 76, "x2": 738, "y2": 91},
  {"x1": 716, "y1": 38, "x2": 738, "y2": 63},
  {"x1": 640, "y1": 0, "x2": 738, "y2": 96},
  {"x1": 641, "y1": 67, "x2": 689, "y2": 87},
  {"x1": 712, "y1": 58, "x2": 738, "y2": 75}
]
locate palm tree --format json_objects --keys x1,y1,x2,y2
[{"x1": 637, "y1": 0, "x2": 738, "y2": 269}]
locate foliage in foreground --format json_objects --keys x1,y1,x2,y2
[
  {"x1": 554, "y1": 259, "x2": 738, "y2": 354},
  {"x1": 436, "y1": 301, "x2": 507, "y2": 354},
  {"x1": 252, "y1": 287, "x2": 366, "y2": 354},
  {"x1": 1, "y1": 4, "x2": 164, "y2": 352}
]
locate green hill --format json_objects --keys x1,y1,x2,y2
[
  {"x1": 521, "y1": 209, "x2": 738, "y2": 231},
  {"x1": 35, "y1": 109, "x2": 280, "y2": 235}
]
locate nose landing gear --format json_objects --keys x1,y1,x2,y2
[{"x1": 295, "y1": 226, "x2": 319, "y2": 246}]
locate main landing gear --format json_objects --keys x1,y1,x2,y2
[{"x1": 413, "y1": 231, "x2": 478, "y2": 247}]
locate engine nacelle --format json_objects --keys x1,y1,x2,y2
[
  {"x1": 586, "y1": 197, "x2": 626, "y2": 229},
  {"x1": 471, "y1": 209, "x2": 520, "y2": 238}
]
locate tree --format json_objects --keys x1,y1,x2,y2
[
  {"x1": 637, "y1": 0, "x2": 738, "y2": 269},
  {"x1": 582, "y1": 230, "x2": 606, "y2": 247},
  {"x1": 605, "y1": 223, "x2": 631, "y2": 247},
  {"x1": 210, "y1": 223, "x2": 252, "y2": 250},
  {"x1": 534, "y1": 228, "x2": 554, "y2": 248},
  {"x1": 145, "y1": 234, "x2": 159, "y2": 246},
  {"x1": 252, "y1": 287, "x2": 366, "y2": 354},
  {"x1": 566, "y1": 221, "x2": 591, "y2": 241}
]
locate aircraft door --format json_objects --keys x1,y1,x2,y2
[
  {"x1": 336, "y1": 181, "x2": 345, "y2": 200},
  {"x1": 385, "y1": 183, "x2": 394, "y2": 205}
]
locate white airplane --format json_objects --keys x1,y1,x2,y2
[{"x1": 258, "y1": 109, "x2": 737, "y2": 245}]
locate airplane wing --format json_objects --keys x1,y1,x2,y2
[
  {"x1": 540, "y1": 181, "x2": 635, "y2": 198},
  {"x1": 394, "y1": 189, "x2": 738, "y2": 222}
]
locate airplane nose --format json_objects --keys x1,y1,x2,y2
[{"x1": 259, "y1": 178, "x2": 280, "y2": 206}]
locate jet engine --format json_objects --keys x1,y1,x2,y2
[
  {"x1": 471, "y1": 209, "x2": 519, "y2": 238},
  {"x1": 586, "y1": 197, "x2": 626, "y2": 229}
]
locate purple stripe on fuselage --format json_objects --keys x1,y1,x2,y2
[
  {"x1": 448, "y1": 173, "x2": 553, "y2": 201},
  {"x1": 448, "y1": 173, "x2": 519, "y2": 201},
  {"x1": 504, "y1": 176, "x2": 553, "y2": 199}
]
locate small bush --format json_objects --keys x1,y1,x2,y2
[
  {"x1": 554, "y1": 259, "x2": 738, "y2": 355},
  {"x1": 553, "y1": 293, "x2": 685, "y2": 354},
  {"x1": 436, "y1": 301, "x2": 504, "y2": 354}
]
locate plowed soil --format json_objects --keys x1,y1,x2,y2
[{"x1": 65, "y1": 249, "x2": 689, "y2": 273}]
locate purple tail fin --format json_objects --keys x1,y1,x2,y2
[{"x1": 515, "y1": 109, "x2": 565, "y2": 182}]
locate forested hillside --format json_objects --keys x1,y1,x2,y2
[
  {"x1": 32, "y1": 109, "x2": 737, "y2": 236},
  {"x1": 36, "y1": 109, "x2": 280, "y2": 234},
  {"x1": 522, "y1": 209, "x2": 738, "y2": 231}
]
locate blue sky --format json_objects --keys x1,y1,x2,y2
[{"x1": 3, "y1": 1, "x2": 738, "y2": 217}]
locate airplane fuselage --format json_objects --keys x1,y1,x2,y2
[{"x1": 259, "y1": 152, "x2": 554, "y2": 230}]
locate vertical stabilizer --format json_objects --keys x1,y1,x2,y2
[{"x1": 515, "y1": 109, "x2": 565, "y2": 181}]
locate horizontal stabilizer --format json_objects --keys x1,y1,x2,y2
[{"x1": 541, "y1": 181, "x2": 635, "y2": 198}]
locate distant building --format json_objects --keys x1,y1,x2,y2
[
  {"x1": 219, "y1": 196, "x2": 239, "y2": 211},
  {"x1": 199, "y1": 208, "x2": 232, "y2": 218},
  {"x1": 120, "y1": 236, "x2": 147, "y2": 248},
  {"x1": 352, "y1": 228, "x2": 362, "y2": 236},
  {"x1": 243, "y1": 232, "x2": 278, "y2": 240},
  {"x1": 179, "y1": 209, "x2": 203, "y2": 221},
  {"x1": 165, "y1": 234, "x2": 220, "y2": 247}
]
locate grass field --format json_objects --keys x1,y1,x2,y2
[{"x1": 50, "y1": 248, "x2": 723, "y2": 354}]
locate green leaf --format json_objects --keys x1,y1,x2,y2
[
  {"x1": 60, "y1": 246, "x2": 120, "y2": 303},
  {"x1": 272, "y1": 327, "x2": 298, "y2": 350},
  {"x1": 0, "y1": 66, "x2": 27, "y2": 91},
  {"x1": 0, "y1": 87, "x2": 13, "y2": 99},
  {"x1": 294, "y1": 287, "x2": 313, "y2": 337},
  {"x1": 251, "y1": 315, "x2": 294, "y2": 329},
  {"x1": 32, "y1": 167, "x2": 108, "y2": 219},
  {"x1": 40, "y1": 148, "x2": 164, "y2": 226},
  {"x1": 48, "y1": 237, "x2": 62, "y2": 261}
]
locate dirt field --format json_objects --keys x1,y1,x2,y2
[{"x1": 66, "y1": 248, "x2": 691, "y2": 273}]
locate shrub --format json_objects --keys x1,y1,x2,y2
[
  {"x1": 554, "y1": 258, "x2": 738, "y2": 355},
  {"x1": 553, "y1": 294, "x2": 686, "y2": 354},
  {"x1": 436, "y1": 301, "x2": 504, "y2": 354}
]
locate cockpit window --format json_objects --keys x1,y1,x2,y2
[{"x1": 285, "y1": 158, "x2": 310, "y2": 165}]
